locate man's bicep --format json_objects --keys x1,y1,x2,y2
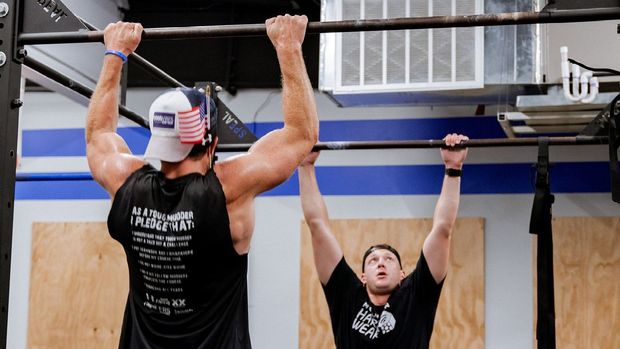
[
  {"x1": 87, "y1": 132, "x2": 143, "y2": 195},
  {"x1": 422, "y1": 231, "x2": 450, "y2": 284},
  {"x1": 408, "y1": 250, "x2": 445, "y2": 304},
  {"x1": 87, "y1": 132, "x2": 131, "y2": 161},
  {"x1": 245, "y1": 128, "x2": 311, "y2": 192},
  {"x1": 88, "y1": 133, "x2": 125, "y2": 174},
  {"x1": 309, "y1": 222, "x2": 344, "y2": 285}
]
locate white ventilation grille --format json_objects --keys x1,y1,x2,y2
[{"x1": 321, "y1": 0, "x2": 484, "y2": 94}]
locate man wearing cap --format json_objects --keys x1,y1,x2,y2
[
  {"x1": 86, "y1": 16, "x2": 318, "y2": 348},
  {"x1": 298, "y1": 133, "x2": 468, "y2": 349}
]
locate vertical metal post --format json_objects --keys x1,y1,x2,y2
[
  {"x1": 609, "y1": 96, "x2": 620, "y2": 203},
  {"x1": 0, "y1": 0, "x2": 21, "y2": 347}
]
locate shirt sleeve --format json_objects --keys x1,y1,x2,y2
[
  {"x1": 404, "y1": 250, "x2": 444, "y2": 301},
  {"x1": 323, "y1": 257, "x2": 362, "y2": 314}
]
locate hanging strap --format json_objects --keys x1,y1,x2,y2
[
  {"x1": 609, "y1": 96, "x2": 620, "y2": 203},
  {"x1": 529, "y1": 137, "x2": 556, "y2": 349}
]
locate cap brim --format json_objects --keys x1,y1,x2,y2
[{"x1": 144, "y1": 135, "x2": 193, "y2": 163}]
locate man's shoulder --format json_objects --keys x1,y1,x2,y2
[
  {"x1": 325, "y1": 258, "x2": 361, "y2": 293},
  {"x1": 212, "y1": 154, "x2": 255, "y2": 203}
]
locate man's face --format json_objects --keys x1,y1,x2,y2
[{"x1": 361, "y1": 249, "x2": 405, "y2": 296}]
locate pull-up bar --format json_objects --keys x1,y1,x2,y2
[
  {"x1": 15, "y1": 173, "x2": 92, "y2": 182},
  {"x1": 13, "y1": 137, "x2": 609, "y2": 182},
  {"x1": 77, "y1": 17, "x2": 186, "y2": 88},
  {"x1": 220, "y1": 136, "x2": 609, "y2": 152},
  {"x1": 13, "y1": 136, "x2": 611, "y2": 182},
  {"x1": 18, "y1": 8, "x2": 620, "y2": 45}
]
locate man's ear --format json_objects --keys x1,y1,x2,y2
[
  {"x1": 361, "y1": 273, "x2": 367, "y2": 284},
  {"x1": 210, "y1": 136, "x2": 219, "y2": 151},
  {"x1": 208, "y1": 136, "x2": 219, "y2": 158},
  {"x1": 399, "y1": 270, "x2": 405, "y2": 280}
]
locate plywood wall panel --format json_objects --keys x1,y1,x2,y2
[
  {"x1": 28, "y1": 222, "x2": 128, "y2": 349},
  {"x1": 533, "y1": 217, "x2": 620, "y2": 349},
  {"x1": 300, "y1": 218, "x2": 485, "y2": 349}
]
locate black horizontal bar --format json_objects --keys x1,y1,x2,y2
[
  {"x1": 23, "y1": 56, "x2": 150, "y2": 129},
  {"x1": 14, "y1": 136, "x2": 609, "y2": 182},
  {"x1": 15, "y1": 172, "x2": 92, "y2": 181},
  {"x1": 18, "y1": 8, "x2": 620, "y2": 45},
  {"x1": 130, "y1": 52, "x2": 186, "y2": 88},
  {"x1": 218, "y1": 136, "x2": 610, "y2": 152},
  {"x1": 78, "y1": 17, "x2": 186, "y2": 88}
]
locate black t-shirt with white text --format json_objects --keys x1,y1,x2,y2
[
  {"x1": 108, "y1": 164, "x2": 250, "y2": 349},
  {"x1": 323, "y1": 252, "x2": 443, "y2": 349}
]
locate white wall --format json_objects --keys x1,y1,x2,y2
[
  {"x1": 545, "y1": 20, "x2": 620, "y2": 84},
  {"x1": 9, "y1": 88, "x2": 619, "y2": 349}
]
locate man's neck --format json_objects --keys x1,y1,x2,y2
[
  {"x1": 367, "y1": 291, "x2": 390, "y2": 306},
  {"x1": 160, "y1": 157, "x2": 208, "y2": 179}
]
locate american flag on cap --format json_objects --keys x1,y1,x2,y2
[{"x1": 178, "y1": 95, "x2": 209, "y2": 144}]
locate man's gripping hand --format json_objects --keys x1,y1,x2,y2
[
  {"x1": 265, "y1": 14, "x2": 308, "y2": 52},
  {"x1": 103, "y1": 21, "x2": 143, "y2": 57},
  {"x1": 441, "y1": 133, "x2": 469, "y2": 170}
]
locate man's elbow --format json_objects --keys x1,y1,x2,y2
[
  {"x1": 306, "y1": 217, "x2": 328, "y2": 232},
  {"x1": 295, "y1": 117, "x2": 319, "y2": 144},
  {"x1": 85, "y1": 142, "x2": 95, "y2": 159},
  {"x1": 303, "y1": 124, "x2": 319, "y2": 146},
  {"x1": 288, "y1": 127, "x2": 318, "y2": 155},
  {"x1": 85, "y1": 130, "x2": 94, "y2": 145},
  {"x1": 85, "y1": 127, "x2": 103, "y2": 147},
  {"x1": 305, "y1": 127, "x2": 319, "y2": 154},
  {"x1": 431, "y1": 221, "x2": 454, "y2": 239},
  {"x1": 311, "y1": 129, "x2": 319, "y2": 145}
]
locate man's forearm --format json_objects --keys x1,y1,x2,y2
[
  {"x1": 278, "y1": 48, "x2": 319, "y2": 144},
  {"x1": 431, "y1": 175, "x2": 461, "y2": 238},
  {"x1": 299, "y1": 164, "x2": 330, "y2": 225},
  {"x1": 299, "y1": 160, "x2": 343, "y2": 284},
  {"x1": 86, "y1": 56, "x2": 124, "y2": 143}
]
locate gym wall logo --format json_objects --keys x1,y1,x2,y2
[
  {"x1": 222, "y1": 110, "x2": 248, "y2": 140},
  {"x1": 22, "y1": 0, "x2": 87, "y2": 34},
  {"x1": 35, "y1": 0, "x2": 70, "y2": 23},
  {"x1": 214, "y1": 100, "x2": 258, "y2": 144},
  {"x1": 153, "y1": 112, "x2": 175, "y2": 129}
]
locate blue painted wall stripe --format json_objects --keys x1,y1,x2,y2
[
  {"x1": 263, "y1": 162, "x2": 611, "y2": 196},
  {"x1": 249, "y1": 116, "x2": 505, "y2": 141},
  {"x1": 22, "y1": 116, "x2": 503, "y2": 157},
  {"x1": 16, "y1": 180, "x2": 109, "y2": 200},
  {"x1": 22, "y1": 127, "x2": 151, "y2": 157},
  {"x1": 15, "y1": 162, "x2": 611, "y2": 200}
]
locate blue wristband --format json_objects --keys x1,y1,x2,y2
[{"x1": 104, "y1": 49, "x2": 128, "y2": 63}]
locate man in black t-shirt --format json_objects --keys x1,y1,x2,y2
[
  {"x1": 86, "y1": 16, "x2": 318, "y2": 349},
  {"x1": 298, "y1": 133, "x2": 468, "y2": 349}
]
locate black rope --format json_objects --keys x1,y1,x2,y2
[{"x1": 568, "y1": 58, "x2": 620, "y2": 76}]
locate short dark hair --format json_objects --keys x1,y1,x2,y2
[
  {"x1": 187, "y1": 142, "x2": 209, "y2": 160},
  {"x1": 362, "y1": 244, "x2": 402, "y2": 272}
]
